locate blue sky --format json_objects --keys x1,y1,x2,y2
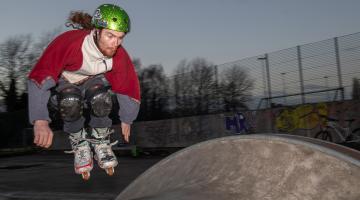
[{"x1": 1, "y1": 0, "x2": 360, "y2": 75}]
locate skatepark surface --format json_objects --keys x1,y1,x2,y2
[
  {"x1": 1, "y1": 134, "x2": 360, "y2": 200},
  {"x1": 0, "y1": 153, "x2": 164, "y2": 200}
]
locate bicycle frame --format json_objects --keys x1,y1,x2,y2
[{"x1": 324, "y1": 121, "x2": 350, "y2": 143}]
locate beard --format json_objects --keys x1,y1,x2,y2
[{"x1": 99, "y1": 47, "x2": 117, "y2": 58}]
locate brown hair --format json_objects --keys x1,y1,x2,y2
[{"x1": 66, "y1": 11, "x2": 94, "y2": 30}]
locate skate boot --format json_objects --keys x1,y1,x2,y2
[
  {"x1": 91, "y1": 127, "x2": 118, "y2": 176},
  {"x1": 65, "y1": 128, "x2": 93, "y2": 181}
]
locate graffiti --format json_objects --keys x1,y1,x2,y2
[
  {"x1": 133, "y1": 100, "x2": 360, "y2": 148},
  {"x1": 243, "y1": 111, "x2": 257, "y2": 129},
  {"x1": 275, "y1": 103, "x2": 328, "y2": 132},
  {"x1": 225, "y1": 112, "x2": 254, "y2": 134},
  {"x1": 313, "y1": 101, "x2": 360, "y2": 143}
]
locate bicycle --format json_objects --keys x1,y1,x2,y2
[{"x1": 314, "y1": 115, "x2": 360, "y2": 143}]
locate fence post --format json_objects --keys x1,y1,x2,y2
[
  {"x1": 264, "y1": 53, "x2": 275, "y2": 131},
  {"x1": 264, "y1": 54, "x2": 272, "y2": 107},
  {"x1": 334, "y1": 37, "x2": 345, "y2": 100},
  {"x1": 257, "y1": 55, "x2": 271, "y2": 108},
  {"x1": 297, "y1": 46, "x2": 305, "y2": 104},
  {"x1": 214, "y1": 65, "x2": 219, "y2": 112}
]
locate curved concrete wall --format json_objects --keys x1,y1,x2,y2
[{"x1": 117, "y1": 135, "x2": 360, "y2": 200}]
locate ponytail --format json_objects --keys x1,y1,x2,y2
[{"x1": 66, "y1": 11, "x2": 94, "y2": 30}]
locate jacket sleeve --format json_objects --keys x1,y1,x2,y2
[
  {"x1": 27, "y1": 79, "x2": 56, "y2": 124},
  {"x1": 116, "y1": 93, "x2": 140, "y2": 124}
]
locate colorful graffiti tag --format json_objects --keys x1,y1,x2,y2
[
  {"x1": 275, "y1": 103, "x2": 328, "y2": 132},
  {"x1": 225, "y1": 112, "x2": 255, "y2": 134}
]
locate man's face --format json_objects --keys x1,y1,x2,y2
[{"x1": 97, "y1": 29, "x2": 126, "y2": 57}]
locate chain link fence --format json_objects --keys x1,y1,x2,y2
[
  {"x1": 214, "y1": 32, "x2": 360, "y2": 110},
  {"x1": 136, "y1": 32, "x2": 360, "y2": 121}
]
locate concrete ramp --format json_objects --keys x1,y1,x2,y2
[{"x1": 116, "y1": 134, "x2": 360, "y2": 200}]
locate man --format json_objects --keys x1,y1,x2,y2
[{"x1": 28, "y1": 4, "x2": 140, "y2": 180}]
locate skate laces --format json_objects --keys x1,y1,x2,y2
[
  {"x1": 92, "y1": 128, "x2": 118, "y2": 160},
  {"x1": 65, "y1": 129, "x2": 93, "y2": 154},
  {"x1": 91, "y1": 128, "x2": 118, "y2": 146}
]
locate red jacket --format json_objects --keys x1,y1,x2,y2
[{"x1": 28, "y1": 29, "x2": 140, "y2": 101}]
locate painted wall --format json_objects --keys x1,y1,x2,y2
[
  {"x1": 133, "y1": 100, "x2": 360, "y2": 147},
  {"x1": 45, "y1": 100, "x2": 360, "y2": 149},
  {"x1": 132, "y1": 114, "x2": 233, "y2": 148},
  {"x1": 272, "y1": 100, "x2": 360, "y2": 142}
]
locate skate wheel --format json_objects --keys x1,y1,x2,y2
[
  {"x1": 81, "y1": 171, "x2": 90, "y2": 181},
  {"x1": 106, "y1": 167, "x2": 115, "y2": 176}
]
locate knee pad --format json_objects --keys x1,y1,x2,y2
[
  {"x1": 85, "y1": 84, "x2": 113, "y2": 117},
  {"x1": 58, "y1": 87, "x2": 83, "y2": 122}
]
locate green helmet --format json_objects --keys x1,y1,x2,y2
[{"x1": 92, "y1": 4, "x2": 130, "y2": 33}]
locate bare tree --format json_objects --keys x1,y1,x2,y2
[
  {"x1": 138, "y1": 64, "x2": 170, "y2": 120},
  {"x1": 173, "y1": 59, "x2": 194, "y2": 116},
  {"x1": 0, "y1": 28, "x2": 62, "y2": 112},
  {"x1": 172, "y1": 58, "x2": 217, "y2": 116},
  {"x1": 0, "y1": 35, "x2": 34, "y2": 111},
  {"x1": 219, "y1": 65, "x2": 253, "y2": 111},
  {"x1": 189, "y1": 58, "x2": 217, "y2": 114}
]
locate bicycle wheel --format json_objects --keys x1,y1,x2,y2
[
  {"x1": 349, "y1": 128, "x2": 360, "y2": 141},
  {"x1": 314, "y1": 130, "x2": 333, "y2": 142}
]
